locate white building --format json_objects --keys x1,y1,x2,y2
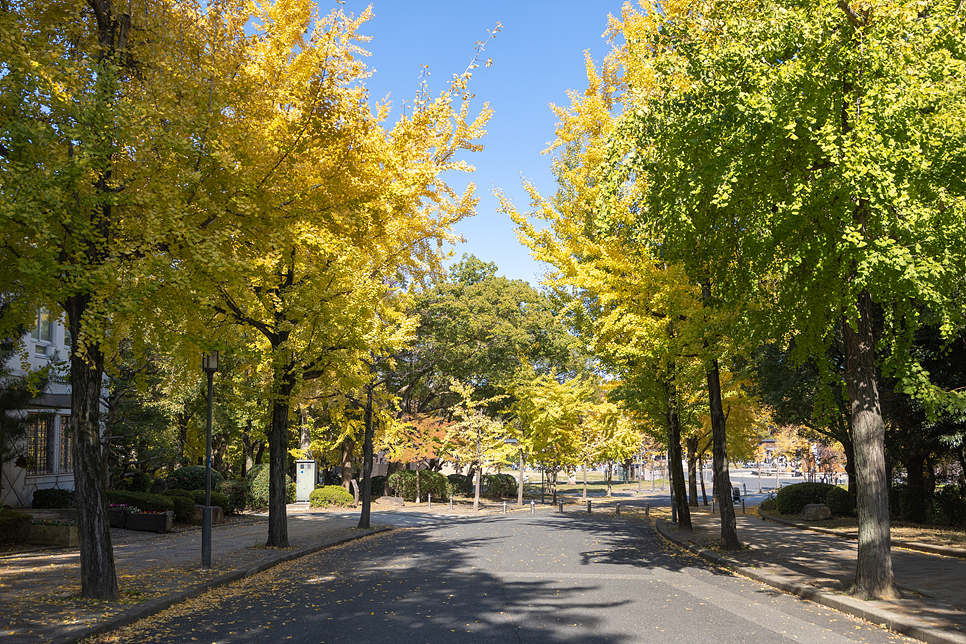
[{"x1": 1, "y1": 308, "x2": 75, "y2": 508}]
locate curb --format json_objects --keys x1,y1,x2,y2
[
  {"x1": 759, "y1": 513, "x2": 966, "y2": 560},
  {"x1": 51, "y1": 525, "x2": 392, "y2": 644},
  {"x1": 654, "y1": 520, "x2": 966, "y2": 644}
]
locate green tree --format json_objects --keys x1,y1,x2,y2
[{"x1": 611, "y1": 0, "x2": 966, "y2": 597}]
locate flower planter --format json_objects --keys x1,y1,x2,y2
[
  {"x1": 26, "y1": 524, "x2": 79, "y2": 547},
  {"x1": 124, "y1": 511, "x2": 173, "y2": 533},
  {"x1": 189, "y1": 505, "x2": 224, "y2": 525}
]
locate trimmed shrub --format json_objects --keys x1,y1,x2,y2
[
  {"x1": 825, "y1": 486, "x2": 856, "y2": 516},
  {"x1": 106, "y1": 490, "x2": 174, "y2": 513},
  {"x1": 387, "y1": 470, "x2": 452, "y2": 502},
  {"x1": 161, "y1": 490, "x2": 196, "y2": 523},
  {"x1": 932, "y1": 485, "x2": 966, "y2": 526},
  {"x1": 447, "y1": 474, "x2": 473, "y2": 496},
  {"x1": 32, "y1": 487, "x2": 75, "y2": 509},
  {"x1": 0, "y1": 508, "x2": 31, "y2": 543},
  {"x1": 775, "y1": 482, "x2": 836, "y2": 515},
  {"x1": 482, "y1": 473, "x2": 517, "y2": 499},
  {"x1": 759, "y1": 495, "x2": 777, "y2": 512},
  {"x1": 369, "y1": 475, "x2": 387, "y2": 498},
  {"x1": 245, "y1": 464, "x2": 295, "y2": 508},
  {"x1": 188, "y1": 489, "x2": 231, "y2": 513},
  {"x1": 167, "y1": 465, "x2": 224, "y2": 492},
  {"x1": 309, "y1": 485, "x2": 354, "y2": 508},
  {"x1": 218, "y1": 479, "x2": 247, "y2": 514}
]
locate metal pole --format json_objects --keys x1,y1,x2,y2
[
  {"x1": 530, "y1": 499, "x2": 534, "y2": 514},
  {"x1": 428, "y1": 493, "x2": 431, "y2": 510},
  {"x1": 518, "y1": 450, "x2": 524, "y2": 506},
  {"x1": 502, "y1": 501, "x2": 507, "y2": 514},
  {"x1": 202, "y1": 368, "x2": 213, "y2": 570},
  {"x1": 587, "y1": 500, "x2": 592, "y2": 513},
  {"x1": 616, "y1": 502, "x2": 621, "y2": 515}
]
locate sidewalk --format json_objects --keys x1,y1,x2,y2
[
  {"x1": 656, "y1": 509, "x2": 966, "y2": 644},
  {"x1": 0, "y1": 507, "x2": 390, "y2": 644}
]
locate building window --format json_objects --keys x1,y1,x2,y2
[
  {"x1": 59, "y1": 416, "x2": 72, "y2": 473},
  {"x1": 28, "y1": 415, "x2": 55, "y2": 475},
  {"x1": 32, "y1": 308, "x2": 54, "y2": 355}
]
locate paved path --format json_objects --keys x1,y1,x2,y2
[
  {"x1": 658, "y1": 510, "x2": 966, "y2": 644},
  {"x1": 3, "y1": 495, "x2": 965, "y2": 644},
  {"x1": 81, "y1": 512, "x2": 920, "y2": 644}
]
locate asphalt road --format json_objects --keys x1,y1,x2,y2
[{"x1": 103, "y1": 512, "x2": 916, "y2": 644}]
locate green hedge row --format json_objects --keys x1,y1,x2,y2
[{"x1": 387, "y1": 470, "x2": 451, "y2": 502}]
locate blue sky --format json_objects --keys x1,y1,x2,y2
[{"x1": 338, "y1": 1, "x2": 628, "y2": 284}]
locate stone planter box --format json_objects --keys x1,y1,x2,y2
[
  {"x1": 124, "y1": 511, "x2": 173, "y2": 533},
  {"x1": 108, "y1": 507, "x2": 127, "y2": 528},
  {"x1": 26, "y1": 524, "x2": 79, "y2": 547}
]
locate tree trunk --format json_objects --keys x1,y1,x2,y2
[
  {"x1": 582, "y1": 463, "x2": 588, "y2": 500},
  {"x1": 241, "y1": 419, "x2": 253, "y2": 477},
  {"x1": 358, "y1": 372, "x2": 375, "y2": 529},
  {"x1": 699, "y1": 453, "x2": 708, "y2": 505},
  {"x1": 340, "y1": 438, "x2": 354, "y2": 490},
  {"x1": 844, "y1": 292, "x2": 897, "y2": 598},
  {"x1": 299, "y1": 405, "x2": 310, "y2": 452},
  {"x1": 686, "y1": 436, "x2": 699, "y2": 507},
  {"x1": 606, "y1": 462, "x2": 613, "y2": 497},
  {"x1": 473, "y1": 461, "x2": 482, "y2": 511},
  {"x1": 842, "y1": 434, "x2": 858, "y2": 496},
  {"x1": 708, "y1": 358, "x2": 740, "y2": 550},
  {"x1": 254, "y1": 439, "x2": 266, "y2": 465},
  {"x1": 667, "y1": 388, "x2": 691, "y2": 529},
  {"x1": 266, "y1": 366, "x2": 295, "y2": 548},
  {"x1": 65, "y1": 294, "x2": 118, "y2": 600}
]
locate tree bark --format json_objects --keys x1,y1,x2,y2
[
  {"x1": 65, "y1": 294, "x2": 118, "y2": 600},
  {"x1": 358, "y1": 361, "x2": 376, "y2": 529},
  {"x1": 340, "y1": 437, "x2": 354, "y2": 490},
  {"x1": 266, "y1": 366, "x2": 295, "y2": 548},
  {"x1": 844, "y1": 291, "x2": 897, "y2": 598},
  {"x1": 708, "y1": 358, "x2": 741, "y2": 550},
  {"x1": 666, "y1": 384, "x2": 691, "y2": 529},
  {"x1": 699, "y1": 453, "x2": 708, "y2": 505},
  {"x1": 686, "y1": 436, "x2": 699, "y2": 507}
]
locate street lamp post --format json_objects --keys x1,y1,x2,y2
[{"x1": 201, "y1": 351, "x2": 219, "y2": 570}]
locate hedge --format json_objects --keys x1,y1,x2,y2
[
  {"x1": 825, "y1": 486, "x2": 856, "y2": 516},
  {"x1": 32, "y1": 487, "x2": 74, "y2": 509},
  {"x1": 369, "y1": 475, "x2": 387, "y2": 498},
  {"x1": 245, "y1": 464, "x2": 295, "y2": 508},
  {"x1": 309, "y1": 485, "x2": 354, "y2": 508},
  {"x1": 218, "y1": 479, "x2": 247, "y2": 514},
  {"x1": 387, "y1": 470, "x2": 451, "y2": 502},
  {"x1": 482, "y1": 473, "x2": 517, "y2": 499},
  {"x1": 106, "y1": 490, "x2": 174, "y2": 513},
  {"x1": 447, "y1": 474, "x2": 473, "y2": 496},
  {"x1": 774, "y1": 482, "x2": 836, "y2": 515},
  {"x1": 161, "y1": 490, "x2": 196, "y2": 523},
  {"x1": 188, "y1": 489, "x2": 232, "y2": 514},
  {"x1": 167, "y1": 465, "x2": 224, "y2": 492},
  {"x1": 0, "y1": 508, "x2": 31, "y2": 543}
]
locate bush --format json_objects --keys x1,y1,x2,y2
[
  {"x1": 775, "y1": 482, "x2": 836, "y2": 515},
  {"x1": 0, "y1": 508, "x2": 31, "y2": 543},
  {"x1": 482, "y1": 473, "x2": 517, "y2": 499},
  {"x1": 447, "y1": 474, "x2": 473, "y2": 496},
  {"x1": 161, "y1": 490, "x2": 196, "y2": 523},
  {"x1": 932, "y1": 485, "x2": 966, "y2": 526},
  {"x1": 115, "y1": 471, "x2": 154, "y2": 493},
  {"x1": 245, "y1": 464, "x2": 295, "y2": 508},
  {"x1": 106, "y1": 490, "x2": 174, "y2": 513},
  {"x1": 387, "y1": 470, "x2": 452, "y2": 502},
  {"x1": 187, "y1": 489, "x2": 231, "y2": 513},
  {"x1": 309, "y1": 485, "x2": 355, "y2": 508},
  {"x1": 167, "y1": 465, "x2": 224, "y2": 492},
  {"x1": 369, "y1": 475, "x2": 387, "y2": 498},
  {"x1": 825, "y1": 486, "x2": 856, "y2": 516},
  {"x1": 759, "y1": 495, "x2": 777, "y2": 512},
  {"x1": 32, "y1": 487, "x2": 75, "y2": 509},
  {"x1": 218, "y1": 479, "x2": 247, "y2": 514}
]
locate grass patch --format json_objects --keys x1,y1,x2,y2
[{"x1": 768, "y1": 512, "x2": 966, "y2": 548}]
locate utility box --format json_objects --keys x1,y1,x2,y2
[{"x1": 295, "y1": 460, "x2": 317, "y2": 503}]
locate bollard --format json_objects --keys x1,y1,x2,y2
[
  {"x1": 711, "y1": 498, "x2": 715, "y2": 514},
  {"x1": 616, "y1": 502, "x2": 621, "y2": 516},
  {"x1": 742, "y1": 499, "x2": 745, "y2": 515},
  {"x1": 587, "y1": 500, "x2": 592, "y2": 514},
  {"x1": 450, "y1": 497, "x2": 453, "y2": 511},
  {"x1": 645, "y1": 502, "x2": 650, "y2": 517},
  {"x1": 503, "y1": 501, "x2": 507, "y2": 514},
  {"x1": 428, "y1": 493, "x2": 431, "y2": 510},
  {"x1": 559, "y1": 501, "x2": 564, "y2": 513},
  {"x1": 530, "y1": 500, "x2": 535, "y2": 514}
]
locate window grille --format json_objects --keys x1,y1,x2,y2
[
  {"x1": 28, "y1": 416, "x2": 54, "y2": 475},
  {"x1": 59, "y1": 416, "x2": 72, "y2": 473}
]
